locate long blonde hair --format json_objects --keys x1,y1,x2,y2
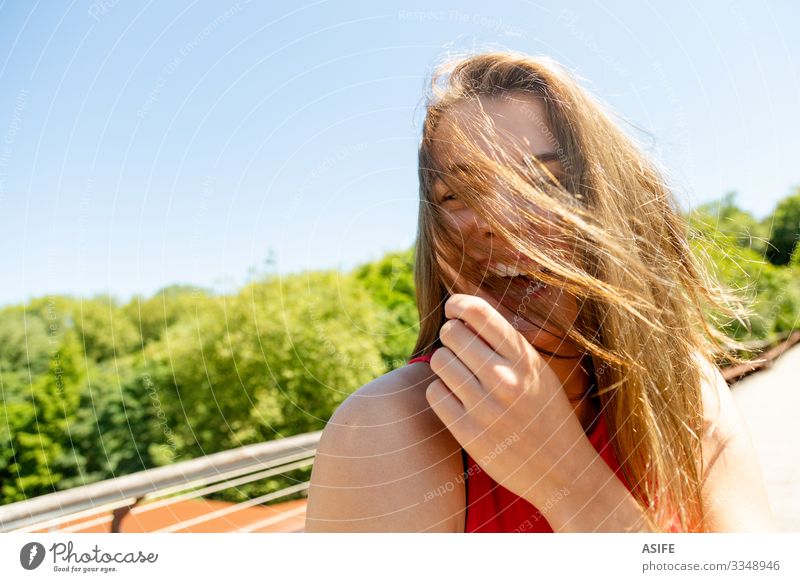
[{"x1": 411, "y1": 49, "x2": 749, "y2": 532}]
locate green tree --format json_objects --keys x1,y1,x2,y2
[
  {"x1": 352, "y1": 247, "x2": 419, "y2": 369},
  {"x1": 0, "y1": 305, "x2": 53, "y2": 400},
  {"x1": 123, "y1": 284, "x2": 212, "y2": 345},
  {"x1": 688, "y1": 193, "x2": 800, "y2": 341},
  {"x1": 72, "y1": 296, "x2": 141, "y2": 361},
  {"x1": 790, "y1": 243, "x2": 800, "y2": 268},
  {"x1": 691, "y1": 191, "x2": 769, "y2": 255},
  {"x1": 144, "y1": 270, "x2": 388, "y2": 459},
  {"x1": 56, "y1": 360, "x2": 179, "y2": 489},
  {"x1": 0, "y1": 327, "x2": 83, "y2": 502},
  {"x1": 764, "y1": 188, "x2": 800, "y2": 265}
]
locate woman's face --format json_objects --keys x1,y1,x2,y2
[{"x1": 431, "y1": 93, "x2": 582, "y2": 358}]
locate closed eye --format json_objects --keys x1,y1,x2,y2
[{"x1": 438, "y1": 174, "x2": 565, "y2": 204}]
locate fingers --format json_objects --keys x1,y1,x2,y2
[
  {"x1": 444, "y1": 294, "x2": 526, "y2": 362},
  {"x1": 436, "y1": 256, "x2": 533, "y2": 368},
  {"x1": 438, "y1": 318, "x2": 505, "y2": 386},
  {"x1": 425, "y1": 378, "x2": 466, "y2": 428},
  {"x1": 429, "y1": 346, "x2": 485, "y2": 409}
]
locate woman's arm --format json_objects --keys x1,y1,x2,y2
[
  {"x1": 695, "y1": 356, "x2": 776, "y2": 532},
  {"x1": 531, "y1": 452, "x2": 655, "y2": 532},
  {"x1": 536, "y1": 355, "x2": 776, "y2": 532},
  {"x1": 304, "y1": 364, "x2": 466, "y2": 532}
]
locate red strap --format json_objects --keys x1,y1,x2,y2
[{"x1": 407, "y1": 353, "x2": 433, "y2": 365}]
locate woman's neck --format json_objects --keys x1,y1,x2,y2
[{"x1": 545, "y1": 354, "x2": 598, "y2": 434}]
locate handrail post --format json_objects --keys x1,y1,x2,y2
[{"x1": 110, "y1": 497, "x2": 142, "y2": 533}]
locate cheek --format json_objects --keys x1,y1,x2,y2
[
  {"x1": 523, "y1": 207, "x2": 572, "y2": 250},
  {"x1": 443, "y1": 208, "x2": 472, "y2": 232},
  {"x1": 551, "y1": 289, "x2": 580, "y2": 324},
  {"x1": 436, "y1": 256, "x2": 470, "y2": 295}
]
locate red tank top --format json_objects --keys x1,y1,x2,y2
[{"x1": 407, "y1": 351, "x2": 661, "y2": 532}]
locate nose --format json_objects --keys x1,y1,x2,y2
[
  {"x1": 446, "y1": 205, "x2": 494, "y2": 239},
  {"x1": 454, "y1": 201, "x2": 557, "y2": 258},
  {"x1": 470, "y1": 208, "x2": 494, "y2": 239},
  {"x1": 461, "y1": 199, "x2": 528, "y2": 242}
]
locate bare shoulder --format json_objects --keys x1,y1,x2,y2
[
  {"x1": 304, "y1": 361, "x2": 466, "y2": 532},
  {"x1": 694, "y1": 353, "x2": 775, "y2": 531}
]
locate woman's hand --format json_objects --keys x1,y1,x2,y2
[{"x1": 425, "y1": 292, "x2": 601, "y2": 509}]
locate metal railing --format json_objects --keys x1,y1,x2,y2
[
  {"x1": 0, "y1": 430, "x2": 322, "y2": 533},
  {"x1": 2, "y1": 332, "x2": 797, "y2": 534},
  {"x1": 721, "y1": 330, "x2": 800, "y2": 383}
]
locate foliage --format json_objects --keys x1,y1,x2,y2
[
  {"x1": 0, "y1": 189, "x2": 797, "y2": 508},
  {"x1": 690, "y1": 191, "x2": 770, "y2": 255},
  {"x1": 122, "y1": 284, "x2": 212, "y2": 345},
  {"x1": 763, "y1": 188, "x2": 800, "y2": 265},
  {"x1": 687, "y1": 191, "x2": 800, "y2": 341},
  {"x1": 0, "y1": 324, "x2": 83, "y2": 502},
  {"x1": 352, "y1": 248, "x2": 419, "y2": 370}
]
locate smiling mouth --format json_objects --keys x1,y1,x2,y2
[
  {"x1": 485, "y1": 261, "x2": 527, "y2": 277},
  {"x1": 484, "y1": 261, "x2": 549, "y2": 294},
  {"x1": 484, "y1": 272, "x2": 548, "y2": 303}
]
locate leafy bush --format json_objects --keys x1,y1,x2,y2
[{"x1": 1, "y1": 189, "x2": 797, "y2": 506}]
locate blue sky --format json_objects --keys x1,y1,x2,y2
[{"x1": 0, "y1": 0, "x2": 797, "y2": 306}]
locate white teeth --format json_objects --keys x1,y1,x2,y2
[
  {"x1": 489, "y1": 262, "x2": 524, "y2": 277},
  {"x1": 487, "y1": 262, "x2": 548, "y2": 294},
  {"x1": 527, "y1": 280, "x2": 546, "y2": 292},
  {"x1": 486, "y1": 262, "x2": 550, "y2": 295}
]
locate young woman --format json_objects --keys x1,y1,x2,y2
[{"x1": 304, "y1": 50, "x2": 774, "y2": 533}]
